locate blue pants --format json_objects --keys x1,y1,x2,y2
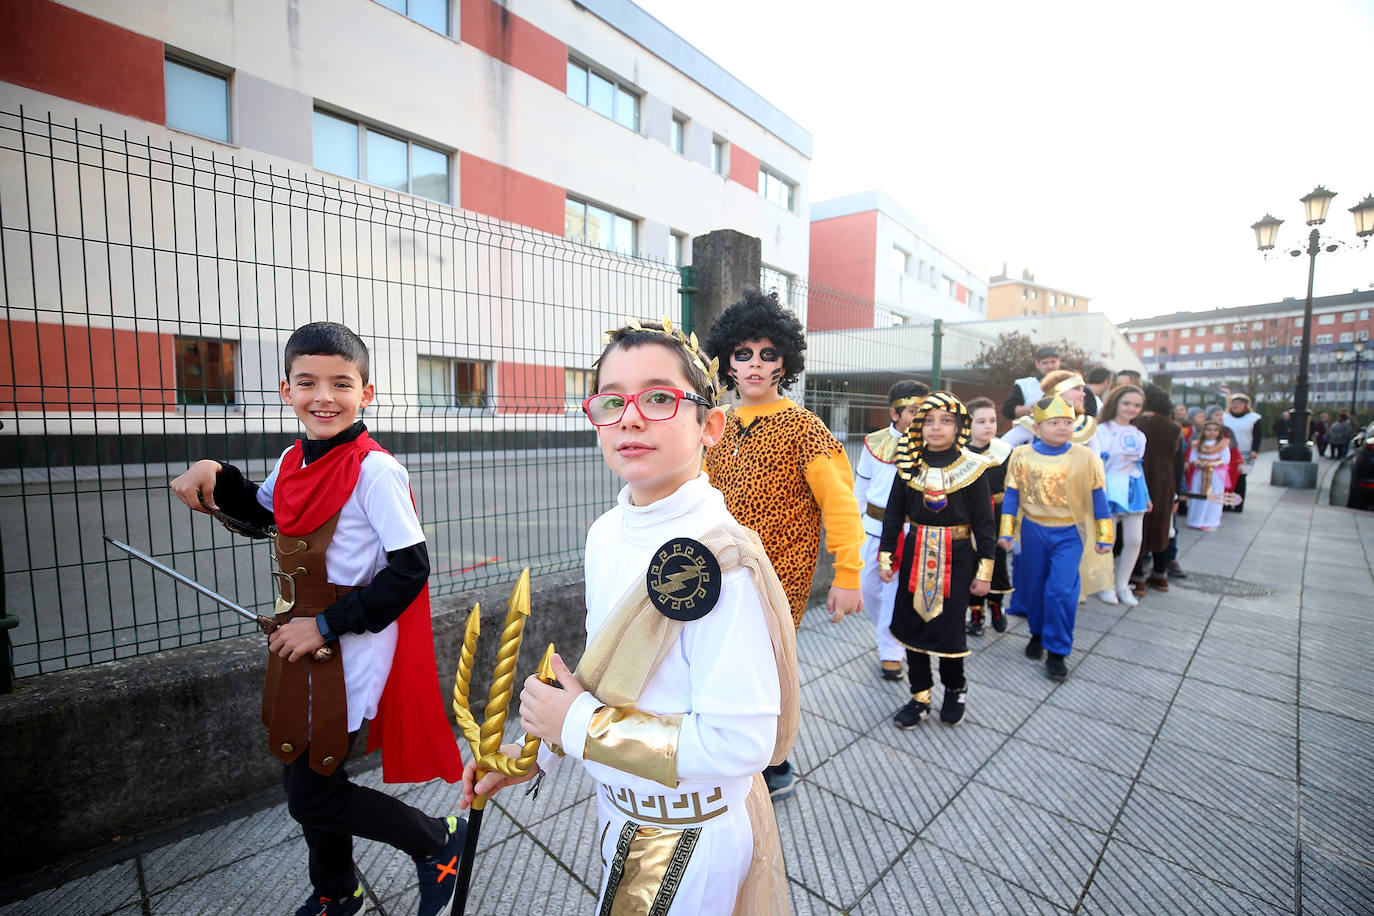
[{"x1": 1014, "y1": 520, "x2": 1083, "y2": 657}]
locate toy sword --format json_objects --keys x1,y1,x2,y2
[{"x1": 103, "y1": 535, "x2": 332, "y2": 662}]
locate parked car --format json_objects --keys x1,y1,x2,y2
[{"x1": 1346, "y1": 419, "x2": 1374, "y2": 510}]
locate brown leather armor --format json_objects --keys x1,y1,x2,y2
[{"x1": 261, "y1": 512, "x2": 357, "y2": 776}]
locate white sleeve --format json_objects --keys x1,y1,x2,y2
[
  {"x1": 255, "y1": 448, "x2": 292, "y2": 511},
  {"x1": 854, "y1": 447, "x2": 875, "y2": 510},
  {"x1": 358, "y1": 454, "x2": 425, "y2": 551}
]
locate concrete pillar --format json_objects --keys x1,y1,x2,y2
[{"x1": 689, "y1": 229, "x2": 760, "y2": 339}]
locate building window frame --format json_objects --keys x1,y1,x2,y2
[
  {"x1": 312, "y1": 108, "x2": 452, "y2": 204},
  {"x1": 164, "y1": 54, "x2": 231, "y2": 143},
  {"x1": 711, "y1": 138, "x2": 727, "y2": 175},
  {"x1": 670, "y1": 114, "x2": 686, "y2": 154},
  {"x1": 175, "y1": 335, "x2": 238, "y2": 407},
  {"x1": 761, "y1": 265, "x2": 797, "y2": 308},
  {"x1": 1318, "y1": 313, "x2": 1336, "y2": 326},
  {"x1": 757, "y1": 165, "x2": 795, "y2": 211},
  {"x1": 564, "y1": 195, "x2": 637, "y2": 256},
  {"x1": 418, "y1": 355, "x2": 492, "y2": 409},
  {"x1": 566, "y1": 57, "x2": 640, "y2": 132},
  {"x1": 564, "y1": 367, "x2": 594, "y2": 412},
  {"x1": 374, "y1": 0, "x2": 450, "y2": 35}
]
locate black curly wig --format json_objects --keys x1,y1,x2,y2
[{"x1": 703, "y1": 286, "x2": 807, "y2": 393}]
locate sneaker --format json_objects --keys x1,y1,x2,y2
[
  {"x1": 1116, "y1": 585, "x2": 1139, "y2": 608},
  {"x1": 880, "y1": 660, "x2": 904, "y2": 681},
  {"x1": 893, "y1": 698, "x2": 931, "y2": 729},
  {"x1": 294, "y1": 885, "x2": 363, "y2": 916},
  {"x1": 415, "y1": 815, "x2": 466, "y2": 916},
  {"x1": 1046, "y1": 653, "x2": 1068, "y2": 682},
  {"x1": 990, "y1": 602, "x2": 1007, "y2": 633},
  {"x1": 1167, "y1": 561, "x2": 1188, "y2": 580},
  {"x1": 765, "y1": 762, "x2": 797, "y2": 800},
  {"x1": 1024, "y1": 634, "x2": 1043, "y2": 660},
  {"x1": 940, "y1": 687, "x2": 967, "y2": 725},
  {"x1": 967, "y1": 605, "x2": 984, "y2": 636},
  {"x1": 1095, "y1": 589, "x2": 1119, "y2": 605}
]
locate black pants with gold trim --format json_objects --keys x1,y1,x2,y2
[{"x1": 908, "y1": 652, "x2": 965, "y2": 695}]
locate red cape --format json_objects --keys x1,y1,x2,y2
[{"x1": 275, "y1": 433, "x2": 463, "y2": 784}]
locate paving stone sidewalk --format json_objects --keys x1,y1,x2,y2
[{"x1": 4, "y1": 454, "x2": 1373, "y2": 914}]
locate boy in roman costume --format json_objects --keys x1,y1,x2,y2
[
  {"x1": 854, "y1": 379, "x2": 928, "y2": 678},
  {"x1": 878, "y1": 392, "x2": 996, "y2": 728},
  {"x1": 998, "y1": 395, "x2": 1114, "y2": 682},
  {"x1": 466, "y1": 319, "x2": 801, "y2": 915}
]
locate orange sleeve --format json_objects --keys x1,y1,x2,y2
[{"x1": 803, "y1": 449, "x2": 864, "y2": 590}]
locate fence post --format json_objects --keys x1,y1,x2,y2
[
  {"x1": 689, "y1": 230, "x2": 761, "y2": 340},
  {"x1": 931, "y1": 319, "x2": 944, "y2": 389},
  {"x1": 678, "y1": 265, "x2": 697, "y2": 335}
]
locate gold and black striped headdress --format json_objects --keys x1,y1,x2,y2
[{"x1": 895, "y1": 391, "x2": 971, "y2": 475}]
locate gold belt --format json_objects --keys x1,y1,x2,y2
[
  {"x1": 907, "y1": 522, "x2": 971, "y2": 539},
  {"x1": 866, "y1": 502, "x2": 886, "y2": 521},
  {"x1": 604, "y1": 784, "x2": 729, "y2": 826}
]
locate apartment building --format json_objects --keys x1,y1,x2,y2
[{"x1": 986, "y1": 266, "x2": 1090, "y2": 319}]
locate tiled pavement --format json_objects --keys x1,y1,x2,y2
[{"x1": 4, "y1": 453, "x2": 1373, "y2": 914}]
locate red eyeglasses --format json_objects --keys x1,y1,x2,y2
[{"x1": 582, "y1": 387, "x2": 712, "y2": 426}]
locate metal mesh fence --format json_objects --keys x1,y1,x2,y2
[{"x1": 0, "y1": 108, "x2": 681, "y2": 677}]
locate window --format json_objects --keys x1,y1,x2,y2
[
  {"x1": 1211, "y1": 342, "x2": 1225, "y2": 353},
  {"x1": 1358, "y1": 329, "x2": 1370, "y2": 341},
  {"x1": 758, "y1": 167, "x2": 794, "y2": 210},
  {"x1": 564, "y1": 196, "x2": 635, "y2": 255},
  {"x1": 1316, "y1": 334, "x2": 1333, "y2": 344},
  {"x1": 891, "y1": 246, "x2": 910, "y2": 274},
  {"x1": 1342, "y1": 312, "x2": 1357, "y2": 323},
  {"x1": 761, "y1": 265, "x2": 796, "y2": 307},
  {"x1": 711, "y1": 138, "x2": 727, "y2": 175},
  {"x1": 566, "y1": 59, "x2": 639, "y2": 131},
  {"x1": 671, "y1": 231, "x2": 688, "y2": 266},
  {"x1": 1231, "y1": 341, "x2": 1244, "y2": 351},
  {"x1": 1318, "y1": 314, "x2": 1335, "y2": 325},
  {"x1": 1268, "y1": 337, "x2": 1277, "y2": 346},
  {"x1": 1179, "y1": 344, "x2": 1190, "y2": 355},
  {"x1": 1021, "y1": 288, "x2": 1029, "y2": 300},
  {"x1": 1141, "y1": 348, "x2": 1154, "y2": 358},
  {"x1": 375, "y1": 0, "x2": 448, "y2": 33},
  {"x1": 1250, "y1": 340, "x2": 1263, "y2": 349},
  {"x1": 1340, "y1": 332, "x2": 1355, "y2": 343},
  {"x1": 1233, "y1": 323, "x2": 1248, "y2": 332},
  {"x1": 165, "y1": 58, "x2": 229, "y2": 142},
  {"x1": 565, "y1": 368, "x2": 594, "y2": 411},
  {"x1": 944, "y1": 276, "x2": 957, "y2": 298},
  {"x1": 670, "y1": 116, "x2": 685, "y2": 154},
  {"x1": 312, "y1": 110, "x2": 450, "y2": 203},
  {"x1": 1213, "y1": 325, "x2": 1226, "y2": 335},
  {"x1": 418, "y1": 356, "x2": 490, "y2": 408},
  {"x1": 1181, "y1": 328, "x2": 1191, "y2": 338},
  {"x1": 1143, "y1": 332, "x2": 1155, "y2": 341},
  {"x1": 175, "y1": 336, "x2": 237, "y2": 405},
  {"x1": 1292, "y1": 336, "x2": 1302, "y2": 347},
  {"x1": 1360, "y1": 310, "x2": 1370, "y2": 321}
]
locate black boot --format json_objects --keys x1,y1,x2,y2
[
  {"x1": 966, "y1": 603, "x2": 984, "y2": 636},
  {"x1": 1045, "y1": 652, "x2": 1068, "y2": 681},
  {"x1": 1025, "y1": 634, "x2": 1043, "y2": 660},
  {"x1": 989, "y1": 598, "x2": 1007, "y2": 633}
]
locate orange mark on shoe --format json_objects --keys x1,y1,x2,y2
[{"x1": 436, "y1": 856, "x2": 458, "y2": 882}]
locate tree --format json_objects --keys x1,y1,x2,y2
[
  {"x1": 1222, "y1": 326, "x2": 1293, "y2": 404},
  {"x1": 969, "y1": 331, "x2": 1098, "y2": 388}
]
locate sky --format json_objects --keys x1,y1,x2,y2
[{"x1": 631, "y1": 0, "x2": 1374, "y2": 323}]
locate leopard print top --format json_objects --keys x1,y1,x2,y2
[{"x1": 704, "y1": 399, "x2": 860, "y2": 625}]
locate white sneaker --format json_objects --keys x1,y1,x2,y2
[
  {"x1": 1095, "y1": 589, "x2": 1119, "y2": 605},
  {"x1": 1116, "y1": 585, "x2": 1139, "y2": 607}
]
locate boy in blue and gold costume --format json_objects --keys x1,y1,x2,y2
[{"x1": 998, "y1": 395, "x2": 1114, "y2": 681}]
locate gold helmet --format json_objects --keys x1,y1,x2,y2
[{"x1": 1032, "y1": 394, "x2": 1076, "y2": 424}]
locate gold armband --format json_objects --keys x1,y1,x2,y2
[
  {"x1": 877, "y1": 551, "x2": 894, "y2": 572},
  {"x1": 976, "y1": 558, "x2": 995, "y2": 582},
  {"x1": 1095, "y1": 519, "x2": 1115, "y2": 545},
  {"x1": 583, "y1": 706, "x2": 683, "y2": 788},
  {"x1": 998, "y1": 514, "x2": 1017, "y2": 539}
]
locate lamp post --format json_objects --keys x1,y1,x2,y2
[
  {"x1": 1251, "y1": 187, "x2": 1374, "y2": 474},
  {"x1": 1337, "y1": 340, "x2": 1367, "y2": 417}
]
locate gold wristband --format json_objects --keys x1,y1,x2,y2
[
  {"x1": 583, "y1": 706, "x2": 683, "y2": 788},
  {"x1": 877, "y1": 551, "x2": 894, "y2": 572},
  {"x1": 1095, "y1": 519, "x2": 1115, "y2": 545},
  {"x1": 998, "y1": 515, "x2": 1017, "y2": 539},
  {"x1": 976, "y1": 558, "x2": 995, "y2": 582}
]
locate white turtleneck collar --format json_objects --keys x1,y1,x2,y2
[{"x1": 615, "y1": 473, "x2": 725, "y2": 543}]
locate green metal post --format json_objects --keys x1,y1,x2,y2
[
  {"x1": 930, "y1": 319, "x2": 943, "y2": 389},
  {"x1": 678, "y1": 266, "x2": 697, "y2": 336}
]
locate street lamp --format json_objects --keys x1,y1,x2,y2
[
  {"x1": 1251, "y1": 185, "x2": 1371, "y2": 473},
  {"x1": 1337, "y1": 341, "x2": 1367, "y2": 417}
]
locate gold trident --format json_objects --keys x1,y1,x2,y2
[{"x1": 451, "y1": 568, "x2": 555, "y2": 799}]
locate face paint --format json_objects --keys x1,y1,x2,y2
[{"x1": 732, "y1": 346, "x2": 781, "y2": 364}]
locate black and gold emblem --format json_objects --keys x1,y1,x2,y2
[{"x1": 646, "y1": 537, "x2": 721, "y2": 621}]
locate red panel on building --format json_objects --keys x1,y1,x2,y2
[
  {"x1": 0, "y1": 0, "x2": 165, "y2": 124},
  {"x1": 460, "y1": 153, "x2": 565, "y2": 235},
  {"x1": 496, "y1": 361, "x2": 564, "y2": 415},
  {"x1": 807, "y1": 212, "x2": 877, "y2": 331},
  {"x1": 728, "y1": 145, "x2": 760, "y2": 192},
  {"x1": 1, "y1": 320, "x2": 176, "y2": 412},
  {"x1": 956, "y1": 282, "x2": 968, "y2": 305},
  {"x1": 460, "y1": 0, "x2": 567, "y2": 91}
]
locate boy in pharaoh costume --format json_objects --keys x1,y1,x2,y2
[
  {"x1": 998, "y1": 395, "x2": 1114, "y2": 681},
  {"x1": 854, "y1": 379, "x2": 928, "y2": 679},
  {"x1": 878, "y1": 392, "x2": 997, "y2": 728},
  {"x1": 468, "y1": 320, "x2": 801, "y2": 915}
]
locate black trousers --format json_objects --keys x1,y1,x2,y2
[
  {"x1": 907, "y1": 650, "x2": 965, "y2": 695},
  {"x1": 1230, "y1": 471, "x2": 1248, "y2": 513},
  {"x1": 283, "y1": 733, "x2": 447, "y2": 898}
]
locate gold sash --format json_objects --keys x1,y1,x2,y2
[{"x1": 573, "y1": 522, "x2": 799, "y2": 916}]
